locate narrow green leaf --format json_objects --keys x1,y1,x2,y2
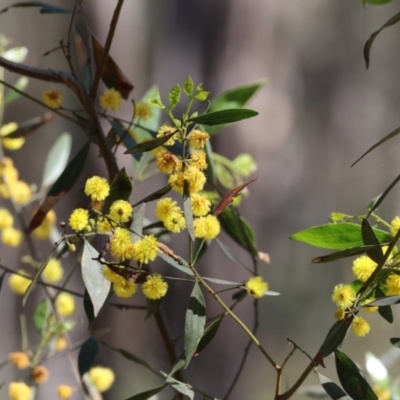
[
  {"x1": 82, "y1": 240, "x2": 111, "y2": 317},
  {"x1": 158, "y1": 249, "x2": 193, "y2": 276},
  {"x1": 184, "y1": 282, "x2": 206, "y2": 367},
  {"x1": 375, "y1": 287, "x2": 393, "y2": 323},
  {"x1": 33, "y1": 299, "x2": 50, "y2": 333},
  {"x1": 196, "y1": 316, "x2": 223, "y2": 354},
  {"x1": 361, "y1": 219, "x2": 384, "y2": 264},
  {"x1": 167, "y1": 353, "x2": 186, "y2": 378},
  {"x1": 218, "y1": 208, "x2": 258, "y2": 257},
  {"x1": 124, "y1": 132, "x2": 175, "y2": 155},
  {"x1": 190, "y1": 109, "x2": 258, "y2": 126},
  {"x1": 148, "y1": 87, "x2": 165, "y2": 109},
  {"x1": 311, "y1": 244, "x2": 385, "y2": 264},
  {"x1": 352, "y1": 126, "x2": 400, "y2": 168},
  {"x1": 166, "y1": 376, "x2": 195, "y2": 400},
  {"x1": 0, "y1": 271, "x2": 5, "y2": 292},
  {"x1": 202, "y1": 277, "x2": 240, "y2": 285},
  {"x1": 0, "y1": 2, "x2": 71, "y2": 14},
  {"x1": 335, "y1": 349, "x2": 378, "y2": 400},
  {"x1": 390, "y1": 337, "x2": 400, "y2": 347},
  {"x1": 291, "y1": 223, "x2": 391, "y2": 250},
  {"x1": 132, "y1": 184, "x2": 172, "y2": 208},
  {"x1": 232, "y1": 289, "x2": 247, "y2": 301},
  {"x1": 125, "y1": 384, "x2": 168, "y2": 400},
  {"x1": 145, "y1": 298, "x2": 162, "y2": 320},
  {"x1": 101, "y1": 168, "x2": 133, "y2": 214},
  {"x1": 216, "y1": 238, "x2": 250, "y2": 271},
  {"x1": 132, "y1": 203, "x2": 146, "y2": 242},
  {"x1": 317, "y1": 373, "x2": 351, "y2": 400},
  {"x1": 78, "y1": 337, "x2": 100, "y2": 377},
  {"x1": 41, "y1": 133, "x2": 72, "y2": 189},
  {"x1": 110, "y1": 119, "x2": 139, "y2": 159},
  {"x1": 204, "y1": 140, "x2": 217, "y2": 185},
  {"x1": 169, "y1": 84, "x2": 181, "y2": 110},
  {"x1": 118, "y1": 348, "x2": 153, "y2": 370},
  {"x1": 183, "y1": 76, "x2": 194, "y2": 97},
  {"x1": 364, "y1": 11, "x2": 400, "y2": 68},
  {"x1": 4, "y1": 76, "x2": 28, "y2": 104},
  {"x1": 83, "y1": 289, "x2": 95, "y2": 324},
  {"x1": 319, "y1": 319, "x2": 352, "y2": 358},
  {"x1": 368, "y1": 295, "x2": 400, "y2": 306}
]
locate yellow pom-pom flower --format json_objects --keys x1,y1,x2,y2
[
  {"x1": 156, "y1": 125, "x2": 176, "y2": 145},
  {"x1": 8, "y1": 271, "x2": 31, "y2": 295},
  {"x1": 155, "y1": 198, "x2": 181, "y2": 221},
  {"x1": 43, "y1": 89, "x2": 63, "y2": 109},
  {"x1": 33, "y1": 209, "x2": 56, "y2": 239},
  {"x1": 352, "y1": 255, "x2": 377, "y2": 282},
  {"x1": 142, "y1": 274, "x2": 168, "y2": 299},
  {"x1": 55, "y1": 293, "x2": 75, "y2": 317},
  {"x1": 385, "y1": 274, "x2": 400, "y2": 296},
  {"x1": 0, "y1": 207, "x2": 13, "y2": 228},
  {"x1": 110, "y1": 227, "x2": 132, "y2": 259},
  {"x1": 156, "y1": 151, "x2": 181, "y2": 174},
  {"x1": 57, "y1": 385, "x2": 73, "y2": 399},
  {"x1": 184, "y1": 166, "x2": 206, "y2": 193},
  {"x1": 103, "y1": 265, "x2": 124, "y2": 284},
  {"x1": 96, "y1": 216, "x2": 112, "y2": 233},
  {"x1": 42, "y1": 258, "x2": 64, "y2": 284},
  {"x1": 69, "y1": 208, "x2": 89, "y2": 231},
  {"x1": 334, "y1": 309, "x2": 345, "y2": 320},
  {"x1": 135, "y1": 102, "x2": 153, "y2": 121},
  {"x1": 113, "y1": 280, "x2": 137, "y2": 298},
  {"x1": 88, "y1": 366, "x2": 115, "y2": 392},
  {"x1": 164, "y1": 213, "x2": 186, "y2": 233},
  {"x1": 9, "y1": 382, "x2": 32, "y2": 400},
  {"x1": 245, "y1": 276, "x2": 268, "y2": 299},
  {"x1": 9, "y1": 180, "x2": 31, "y2": 204},
  {"x1": 191, "y1": 193, "x2": 211, "y2": 217},
  {"x1": 332, "y1": 284, "x2": 356, "y2": 309},
  {"x1": 108, "y1": 200, "x2": 133, "y2": 223},
  {"x1": 352, "y1": 316, "x2": 370, "y2": 337},
  {"x1": 99, "y1": 88, "x2": 121, "y2": 110},
  {"x1": 31, "y1": 365, "x2": 49, "y2": 384},
  {"x1": 194, "y1": 215, "x2": 220, "y2": 240},
  {"x1": 9, "y1": 352, "x2": 30, "y2": 369},
  {"x1": 133, "y1": 235, "x2": 158, "y2": 264},
  {"x1": 84, "y1": 176, "x2": 110, "y2": 201},
  {"x1": 189, "y1": 151, "x2": 207, "y2": 170},
  {"x1": 55, "y1": 336, "x2": 67, "y2": 352},
  {"x1": 391, "y1": 216, "x2": 400, "y2": 237},
  {"x1": 187, "y1": 129, "x2": 210, "y2": 149}
]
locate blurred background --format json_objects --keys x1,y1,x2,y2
[{"x1": 2, "y1": 0, "x2": 400, "y2": 399}]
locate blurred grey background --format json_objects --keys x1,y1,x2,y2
[{"x1": 2, "y1": 0, "x2": 400, "y2": 399}]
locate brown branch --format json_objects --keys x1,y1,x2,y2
[
  {"x1": 90, "y1": 0, "x2": 124, "y2": 98},
  {"x1": 0, "y1": 55, "x2": 119, "y2": 181}
]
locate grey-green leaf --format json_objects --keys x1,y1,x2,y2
[
  {"x1": 190, "y1": 109, "x2": 258, "y2": 126},
  {"x1": 82, "y1": 240, "x2": 111, "y2": 317},
  {"x1": 125, "y1": 384, "x2": 168, "y2": 400},
  {"x1": 33, "y1": 298, "x2": 50, "y2": 333},
  {"x1": 78, "y1": 337, "x2": 100, "y2": 377}
]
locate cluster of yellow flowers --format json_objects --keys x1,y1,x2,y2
[{"x1": 0, "y1": 122, "x2": 25, "y2": 151}]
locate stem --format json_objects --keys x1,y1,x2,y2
[{"x1": 90, "y1": 0, "x2": 124, "y2": 99}]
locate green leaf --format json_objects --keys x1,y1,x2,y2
[
  {"x1": 145, "y1": 298, "x2": 162, "y2": 320},
  {"x1": 117, "y1": 348, "x2": 154, "y2": 370},
  {"x1": 83, "y1": 289, "x2": 95, "y2": 324},
  {"x1": 368, "y1": 295, "x2": 400, "y2": 306},
  {"x1": 33, "y1": 299, "x2": 50, "y2": 333},
  {"x1": 194, "y1": 90, "x2": 210, "y2": 101},
  {"x1": 81, "y1": 240, "x2": 111, "y2": 317},
  {"x1": 4, "y1": 76, "x2": 28, "y2": 104},
  {"x1": 216, "y1": 238, "x2": 251, "y2": 271},
  {"x1": 124, "y1": 132, "x2": 175, "y2": 155},
  {"x1": 78, "y1": 337, "x2": 100, "y2": 377},
  {"x1": 319, "y1": 319, "x2": 352, "y2": 358},
  {"x1": 311, "y1": 244, "x2": 385, "y2": 264},
  {"x1": 218, "y1": 208, "x2": 258, "y2": 257},
  {"x1": 183, "y1": 76, "x2": 194, "y2": 97},
  {"x1": 168, "y1": 84, "x2": 181, "y2": 110},
  {"x1": 317, "y1": 373, "x2": 351, "y2": 400},
  {"x1": 291, "y1": 223, "x2": 391, "y2": 250},
  {"x1": 232, "y1": 289, "x2": 247, "y2": 301},
  {"x1": 41, "y1": 133, "x2": 72, "y2": 189},
  {"x1": 232, "y1": 154, "x2": 257, "y2": 177},
  {"x1": 184, "y1": 282, "x2": 206, "y2": 367},
  {"x1": 375, "y1": 287, "x2": 393, "y2": 323},
  {"x1": 196, "y1": 316, "x2": 223, "y2": 354},
  {"x1": 132, "y1": 203, "x2": 146, "y2": 242},
  {"x1": 101, "y1": 168, "x2": 133, "y2": 214},
  {"x1": 158, "y1": 249, "x2": 193, "y2": 276},
  {"x1": 361, "y1": 219, "x2": 384, "y2": 264},
  {"x1": 166, "y1": 376, "x2": 195, "y2": 400},
  {"x1": 352, "y1": 126, "x2": 400, "y2": 168},
  {"x1": 204, "y1": 140, "x2": 217, "y2": 185},
  {"x1": 390, "y1": 337, "x2": 400, "y2": 347},
  {"x1": 126, "y1": 385, "x2": 168, "y2": 400},
  {"x1": 365, "y1": 0, "x2": 393, "y2": 5},
  {"x1": 0, "y1": 271, "x2": 5, "y2": 292},
  {"x1": 148, "y1": 87, "x2": 165, "y2": 109},
  {"x1": 132, "y1": 184, "x2": 172, "y2": 208},
  {"x1": 364, "y1": 11, "x2": 400, "y2": 68},
  {"x1": 335, "y1": 349, "x2": 378, "y2": 400},
  {"x1": 190, "y1": 108, "x2": 258, "y2": 126},
  {"x1": 202, "y1": 277, "x2": 240, "y2": 285},
  {"x1": 0, "y1": 2, "x2": 71, "y2": 14}
]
